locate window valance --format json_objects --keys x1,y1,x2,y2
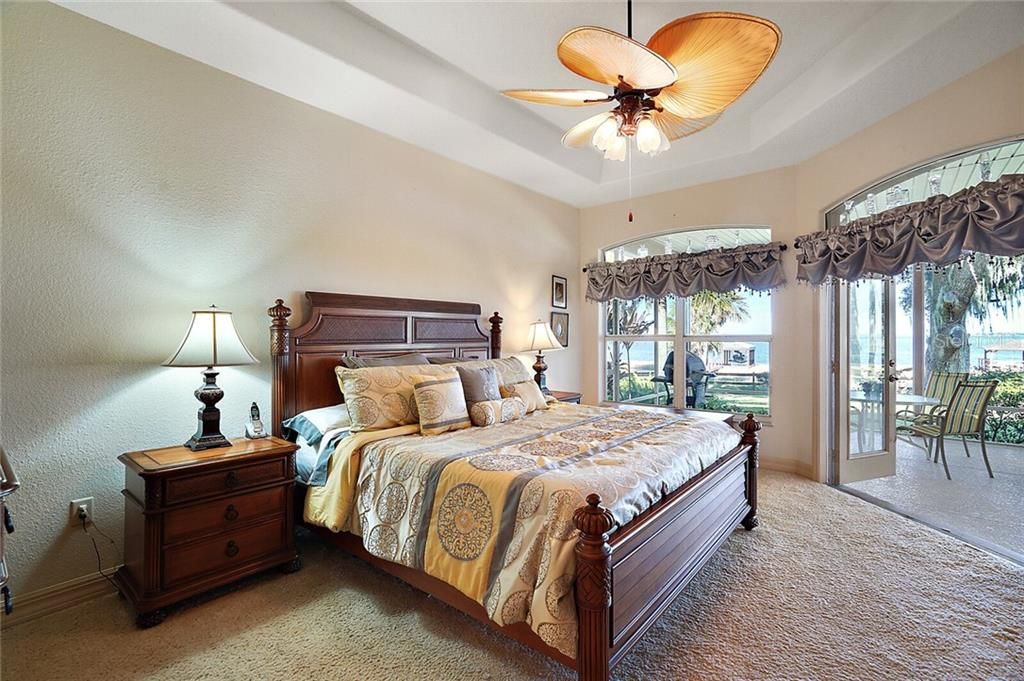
[
  {"x1": 795, "y1": 174, "x2": 1024, "y2": 285},
  {"x1": 584, "y1": 241, "x2": 788, "y2": 303}
]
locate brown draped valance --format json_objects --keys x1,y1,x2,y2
[
  {"x1": 795, "y1": 174, "x2": 1024, "y2": 285},
  {"x1": 584, "y1": 241, "x2": 788, "y2": 303}
]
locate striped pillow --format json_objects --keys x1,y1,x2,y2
[{"x1": 411, "y1": 371, "x2": 472, "y2": 436}]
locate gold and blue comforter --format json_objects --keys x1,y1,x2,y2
[{"x1": 305, "y1": 403, "x2": 741, "y2": 658}]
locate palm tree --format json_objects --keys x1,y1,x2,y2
[
  {"x1": 606, "y1": 300, "x2": 654, "y2": 400},
  {"x1": 689, "y1": 291, "x2": 750, "y2": 361}
]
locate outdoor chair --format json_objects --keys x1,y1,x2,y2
[
  {"x1": 908, "y1": 380, "x2": 999, "y2": 480},
  {"x1": 896, "y1": 371, "x2": 969, "y2": 431},
  {"x1": 653, "y1": 351, "x2": 716, "y2": 408}
]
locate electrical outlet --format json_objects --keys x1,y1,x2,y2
[{"x1": 70, "y1": 497, "x2": 94, "y2": 525}]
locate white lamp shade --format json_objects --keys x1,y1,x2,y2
[
  {"x1": 163, "y1": 306, "x2": 258, "y2": 368},
  {"x1": 526, "y1": 320, "x2": 563, "y2": 353}
]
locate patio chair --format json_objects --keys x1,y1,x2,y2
[
  {"x1": 896, "y1": 371, "x2": 968, "y2": 458},
  {"x1": 652, "y1": 351, "x2": 716, "y2": 408},
  {"x1": 908, "y1": 380, "x2": 999, "y2": 480}
]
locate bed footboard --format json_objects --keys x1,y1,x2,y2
[{"x1": 573, "y1": 414, "x2": 760, "y2": 681}]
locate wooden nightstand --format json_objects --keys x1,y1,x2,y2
[
  {"x1": 115, "y1": 437, "x2": 299, "y2": 627},
  {"x1": 549, "y1": 390, "x2": 582, "y2": 404}
]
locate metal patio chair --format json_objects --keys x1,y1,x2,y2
[
  {"x1": 908, "y1": 380, "x2": 999, "y2": 480},
  {"x1": 896, "y1": 371, "x2": 969, "y2": 458}
]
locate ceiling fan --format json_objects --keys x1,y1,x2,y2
[{"x1": 503, "y1": 3, "x2": 781, "y2": 161}]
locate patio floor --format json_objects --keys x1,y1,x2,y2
[{"x1": 846, "y1": 437, "x2": 1024, "y2": 561}]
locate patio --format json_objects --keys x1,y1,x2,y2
[{"x1": 846, "y1": 437, "x2": 1024, "y2": 562}]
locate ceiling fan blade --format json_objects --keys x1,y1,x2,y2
[
  {"x1": 561, "y1": 112, "x2": 615, "y2": 148},
  {"x1": 648, "y1": 12, "x2": 781, "y2": 119},
  {"x1": 502, "y1": 89, "x2": 613, "y2": 107},
  {"x1": 558, "y1": 26, "x2": 677, "y2": 90},
  {"x1": 650, "y1": 109, "x2": 722, "y2": 141}
]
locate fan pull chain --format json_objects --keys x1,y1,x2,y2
[
  {"x1": 627, "y1": 0, "x2": 632, "y2": 39},
  {"x1": 627, "y1": 143, "x2": 634, "y2": 222}
]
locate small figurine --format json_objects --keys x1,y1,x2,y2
[{"x1": 245, "y1": 402, "x2": 268, "y2": 439}]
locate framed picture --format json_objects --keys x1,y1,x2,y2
[
  {"x1": 551, "y1": 275, "x2": 567, "y2": 309},
  {"x1": 551, "y1": 312, "x2": 569, "y2": 348}
]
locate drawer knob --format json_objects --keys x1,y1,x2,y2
[
  {"x1": 225, "y1": 540, "x2": 239, "y2": 558},
  {"x1": 224, "y1": 505, "x2": 239, "y2": 522},
  {"x1": 224, "y1": 471, "x2": 239, "y2": 489}
]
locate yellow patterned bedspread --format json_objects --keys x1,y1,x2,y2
[{"x1": 304, "y1": 403, "x2": 741, "y2": 658}]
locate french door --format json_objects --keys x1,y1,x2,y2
[{"x1": 833, "y1": 279, "x2": 899, "y2": 484}]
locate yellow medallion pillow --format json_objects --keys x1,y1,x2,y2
[
  {"x1": 468, "y1": 397, "x2": 527, "y2": 427},
  {"x1": 411, "y1": 371, "x2": 472, "y2": 435},
  {"x1": 336, "y1": 364, "x2": 451, "y2": 432},
  {"x1": 498, "y1": 379, "x2": 548, "y2": 413}
]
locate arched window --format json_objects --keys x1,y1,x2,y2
[
  {"x1": 824, "y1": 137, "x2": 1024, "y2": 228},
  {"x1": 599, "y1": 226, "x2": 772, "y2": 415}
]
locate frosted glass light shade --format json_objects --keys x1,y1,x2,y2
[
  {"x1": 526, "y1": 320, "x2": 564, "y2": 353},
  {"x1": 635, "y1": 117, "x2": 661, "y2": 154},
  {"x1": 163, "y1": 306, "x2": 258, "y2": 368}
]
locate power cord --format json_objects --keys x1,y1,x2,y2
[{"x1": 78, "y1": 509, "x2": 122, "y2": 595}]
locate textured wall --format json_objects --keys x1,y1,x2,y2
[
  {"x1": 581, "y1": 46, "x2": 1024, "y2": 478},
  {"x1": 0, "y1": 3, "x2": 580, "y2": 594}
]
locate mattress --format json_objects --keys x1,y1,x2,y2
[{"x1": 304, "y1": 402, "x2": 741, "y2": 658}]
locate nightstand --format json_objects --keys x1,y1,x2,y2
[
  {"x1": 115, "y1": 437, "x2": 299, "y2": 627},
  {"x1": 549, "y1": 390, "x2": 582, "y2": 404}
]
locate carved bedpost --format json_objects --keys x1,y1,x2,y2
[
  {"x1": 488, "y1": 311, "x2": 503, "y2": 359},
  {"x1": 739, "y1": 413, "x2": 761, "y2": 530},
  {"x1": 574, "y1": 493, "x2": 614, "y2": 681},
  {"x1": 268, "y1": 299, "x2": 292, "y2": 438}
]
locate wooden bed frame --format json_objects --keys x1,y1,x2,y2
[{"x1": 269, "y1": 292, "x2": 759, "y2": 681}]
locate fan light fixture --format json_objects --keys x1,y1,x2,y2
[{"x1": 502, "y1": 2, "x2": 781, "y2": 160}]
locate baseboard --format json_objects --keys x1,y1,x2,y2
[
  {"x1": 1, "y1": 568, "x2": 120, "y2": 629},
  {"x1": 761, "y1": 458, "x2": 814, "y2": 479}
]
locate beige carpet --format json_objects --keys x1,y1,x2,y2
[{"x1": 3, "y1": 472, "x2": 1022, "y2": 680}]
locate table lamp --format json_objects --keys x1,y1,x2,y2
[
  {"x1": 525, "y1": 319, "x2": 563, "y2": 394},
  {"x1": 163, "y1": 305, "x2": 258, "y2": 451}
]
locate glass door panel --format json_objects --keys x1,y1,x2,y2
[{"x1": 836, "y1": 279, "x2": 898, "y2": 483}]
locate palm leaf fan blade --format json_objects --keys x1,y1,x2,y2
[
  {"x1": 647, "y1": 12, "x2": 781, "y2": 119},
  {"x1": 561, "y1": 112, "x2": 615, "y2": 148},
  {"x1": 502, "y1": 89, "x2": 613, "y2": 107},
  {"x1": 558, "y1": 26, "x2": 677, "y2": 90},
  {"x1": 650, "y1": 110, "x2": 721, "y2": 141}
]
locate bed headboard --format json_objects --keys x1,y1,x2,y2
[{"x1": 268, "y1": 292, "x2": 503, "y2": 436}]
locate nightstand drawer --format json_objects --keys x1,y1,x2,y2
[
  {"x1": 164, "y1": 459, "x2": 287, "y2": 505},
  {"x1": 163, "y1": 486, "x2": 285, "y2": 545},
  {"x1": 163, "y1": 516, "x2": 286, "y2": 588}
]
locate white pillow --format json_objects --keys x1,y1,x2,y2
[{"x1": 282, "y1": 404, "x2": 351, "y2": 449}]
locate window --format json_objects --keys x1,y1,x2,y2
[{"x1": 601, "y1": 227, "x2": 772, "y2": 415}]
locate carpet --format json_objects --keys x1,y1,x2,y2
[{"x1": 3, "y1": 472, "x2": 1022, "y2": 680}]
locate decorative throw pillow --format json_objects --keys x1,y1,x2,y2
[
  {"x1": 456, "y1": 365, "x2": 501, "y2": 404},
  {"x1": 499, "y1": 380, "x2": 549, "y2": 413},
  {"x1": 336, "y1": 364, "x2": 450, "y2": 431},
  {"x1": 410, "y1": 371, "x2": 472, "y2": 436},
  {"x1": 448, "y1": 357, "x2": 532, "y2": 386},
  {"x1": 341, "y1": 352, "x2": 431, "y2": 369},
  {"x1": 282, "y1": 403, "x2": 351, "y2": 449},
  {"x1": 469, "y1": 397, "x2": 527, "y2": 427}
]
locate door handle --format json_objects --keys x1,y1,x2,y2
[{"x1": 888, "y1": 374, "x2": 899, "y2": 383}]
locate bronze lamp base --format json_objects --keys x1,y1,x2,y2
[{"x1": 185, "y1": 367, "x2": 231, "y2": 451}]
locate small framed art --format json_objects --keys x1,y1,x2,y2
[
  {"x1": 552, "y1": 275, "x2": 567, "y2": 309},
  {"x1": 550, "y1": 311, "x2": 569, "y2": 348}
]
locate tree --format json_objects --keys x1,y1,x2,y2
[
  {"x1": 606, "y1": 299, "x2": 654, "y2": 400},
  {"x1": 688, "y1": 291, "x2": 750, "y2": 361}
]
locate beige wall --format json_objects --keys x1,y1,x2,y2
[
  {"x1": 0, "y1": 4, "x2": 580, "y2": 594},
  {"x1": 581, "y1": 46, "x2": 1024, "y2": 477}
]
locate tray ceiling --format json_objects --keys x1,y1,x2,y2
[{"x1": 59, "y1": 1, "x2": 1024, "y2": 207}]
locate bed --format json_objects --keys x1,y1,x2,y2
[{"x1": 269, "y1": 292, "x2": 760, "y2": 681}]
